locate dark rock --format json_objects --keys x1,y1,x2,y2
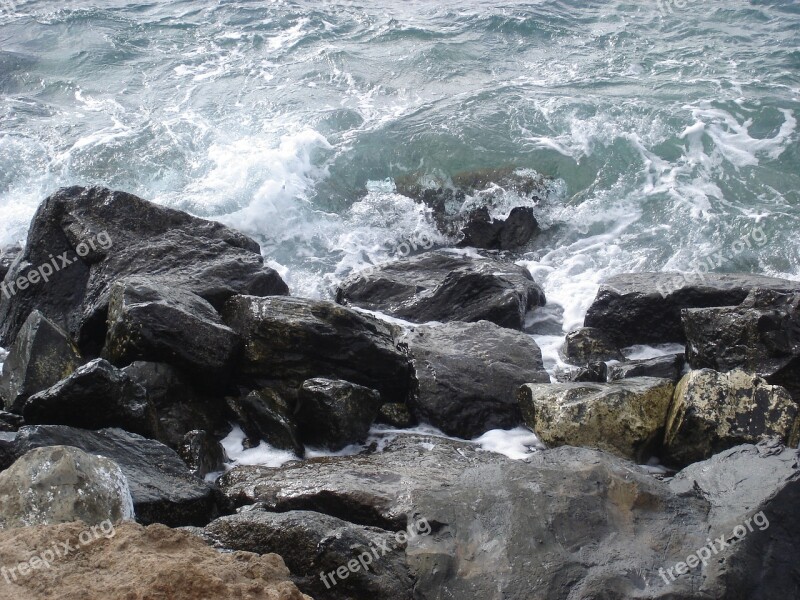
[
  {"x1": 202, "y1": 510, "x2": 416, "y2": 600},
  {"x1": 559, "y1": 326, "x2": 624, "y2": 365},
  {"x1": 571, "y1": 362, "x2": 608, "y2": 382},
  {"x1": 607, "y1": 353, "x2": 686, "y2": 381},
  {"x1": 376, "y1": 403, "x2": 416, "y2": 428},
  {"x1": 103, "y1": 278, "x2": 242, "y2": 391},
  {"x1": 22, "y1": 358, "x2": 158, "y2": 438},
  {"x1": 0, "y1": 244, "x2": 21, "y2": 282},
  {"x1": 0, "y1": 410, "x2": 23, "y2": 432},
  {"x1": 0, "y1": 310, "x2": 82, "y2": 413},
  {"x1": 13, "y1": 425, "x2": 218, "y2": 527},
  {"x1": 222, "y1": 295, "x2": 411, "y2": 404},
  {"x1": 226, "y1": 388, "x2": 303, "y2": 455},
  {"x1": 457, "y1": 206, "x2": 538, "y2": 250},
  {"x1": 296, "y1": 378, "x2": 381, "y2": 451},
  {"x1": 335, "y1": 250, "x2": 545, "y2": 330},
  {"x1": 0, "y1": 186, "x2": 288, "y2": 353},
  {"x1": 401, "y1": 321, "x2": 550, "y2": 438},
  {"x1": 584, "y1": 272, "x2": 800, "y2": 346},
  {"x1": 178, "y1": 430, "x2": 226, "y2": 478}
]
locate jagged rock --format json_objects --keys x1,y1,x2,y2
[
  {"x1": 226, "y1": 389, "x2": 303, "y2": 455},
  {"x1": 12, "y1": 425, "x2": 218, "y2": 527},
  {"x1": 21, "y1": 358, "x2": 157, "y2": 438},
  {"x1": 663, "y1": 369, "x2": 800, "y2": 466},
  {"x1": 0, "y1": 186, "x2": 288, "y2": 353},
  {"x1": 335, "y1": 250, "x2": 545, "y2": 330},
  {"x1": 222, "y1": 295, "x2": 411, "y2": 404},
  {"x1": 201, "y1": 510, "x2": 416, "y2": 600},
  {"x1": 584, "y1": 272, "x2": 799, "y2": 346},
  {"x1": 103, "y1": 278, "x2": 242, "y2": 391},
  {"x1": 296, "y1": 378, "x2": 381, "y2": 451},
  {"x1": 178, "y1": 430, "x2": 226, "y2": 478},
  {"x1": 518, "y1": 377, "x2": 675, "y2": 461},
  {"x1": 0, "y1": 244, "x2": 21, "y2": 282},
  {"x1": 401, "y1": 321, "x2": 549, "y2": 438},
  {"x1": 0, "y1": 310, "x2": 81, "y2": 413},
  {"x1": 682, "y1": 289, "x2": 800, "y2": 399},
  {"x1": 607, "y1": 353, "x2": 686, "y2": 382},
  {"x1": 457, "y1": 206, "x2": 538, "y2": 250},
  {"x1": 0, "y1": 445, "x2": 134, "y2": 528},
  {"x1": 376, "y1": 403, "x2": 415, "y2": 428},
  {"x1": 559, "y1": 326, "x2": 623, "y2": 365}
]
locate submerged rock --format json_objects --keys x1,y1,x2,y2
[
  {"x1": 0, "y1": 445, "x2": 134, "y2": 529},
  {"x1": 663, "y1": 369, "x2": 800, "y2": 467},
  {"x1": 457, "y1": 206, "x2": 538, "y2": 250},
  {"x1": 335, "y1": 250, "x2": 545, "y2": 330}
]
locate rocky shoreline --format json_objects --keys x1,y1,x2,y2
[{"x1": 0, "y1": 185, "x2": 798, "y2": 598}]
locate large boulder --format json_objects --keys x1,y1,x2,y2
[
  {"x1": 401, "y1": 321, "x2": 550, "y2": 438},
  {"x1": 222, "y1": 295, "x2": 411, "y2": 404},
  {"x1": 11, "y1": 425, "x2": 218, "y2": 527},
  {"x1": 219, "y1": 434, "x2": 800, "y2": 599},
  {"x1": 682, "y1": 289, "x2": 800, "y2": 400},
  {"x1": 0, "y1": 445, "x2": 134, "y2": 529},
  {"x1": 559, "y1": 326, "x2": 623, "y2": 365},
  {"x1": 21, "y1": 359, "x2": 158, "y2": 437},
  {"x1": 584, "y1": 272, "x2": 800, "y2": 346},
  {"x1": 663, "y1": 369, "x2": 800, "y2": 467},
  {"x1": 0, "y1": 310, "x2": 82, "y2": 413},
  {"x1": 335, "y1": 250, "x2": 545, "y2": 330},
  {"x1": 518, "y1": 377, "x2": 675, "y2": 461},
  {"x1": 0, "y1": 186, "x2": 288, "y2": 353},
  {"x1": 296, "y1": 378, "x2": 381, "y2": 451}
]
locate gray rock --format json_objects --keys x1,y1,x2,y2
[
  {"x1": 296, "y1": 378, "x2": 381, "y2": 451},
  {"x1": 518, "y1": 377, "x2": 675, "y2": 461},
  {"x1": 607, "y1": 353, "x2": 686, "y2": 382},
  {"x1": 570, "y1": 362, "x2": 608, "y2": 382},
  {"x1": 226, "y1": 388, "x2": 303, "y2": 455},
  {"x1": 178, "y1": 430, "x2": 226, "y2": 478},
  {"x1": 335, "y1": 250, "x2": 545, "y2": 330},
  {"x1": 584, "y1": 272, "x2": 800, "y2": 346},
  {"x1": 559, "y1": 326, "x2": 624, "y2": 365},
  {"x1": 401, "y1": 321, "x2": 550, "y2": 438},
  {"x1": 664, "y1": 369, "x2": 800, "y2": 467},
  {"x1": 0, "y1": 244, "x2": 21, "y2": 282},
  {"x1": 0, "y1": 410, "x2": 23, "y2": 432},
  {"x1": 0, "y1": 445, "x2": 134, "y2": 528},
  {"x1": 0, "y1": 310, "x2": 82, "y2": 413},
  {"x1": 376, "y1": 403, "x2": 416, "y2": 428}
]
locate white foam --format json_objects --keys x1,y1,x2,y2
[
  {"x1": 472, "y1": 427, "x2": 544, "y2": 460},
  {"x1": 623, "y1": 344, "x2": 686, "y2": 361},
  {"x1": 219, "y1": 425, "x2": 300, "y2": 469}
]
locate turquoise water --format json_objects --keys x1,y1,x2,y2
[{"x1": 1, "y1": 0, "x2": 798, "y2": 330}]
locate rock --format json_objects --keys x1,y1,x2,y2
[
  {"x1": 457, "y1": 206, "x2": 538, "y2": 250},
  {"x1": 682, "y1": 289, "x2": 800, "y2": 400},
  {"x1": 401, "y1": 321, "x2": 549, "y2": 438},
  {"x1": 335, "y1": 250, "x2": 545, "y2": 330},
  {"x1": 222, "y1": 295, "x2": 411, "y2": 404},
  {"x1": 584, "y1": 272, "x2": 800, "y2": 346},
  {"x1": 0, "y1": 244, "x2": 21, "y2": 282},
  {"x1": 0, "y1": 410, "x2": 23, "y2": 432},
  {"x1": 21, "y1": 358, "x2": 158, "y2": 438},
  {"x1": 376, "y1": 403, "x2": 416, "y2": 428},
  {"x1": 226, "y1": 389, "x2": 303, "y2": 455},
  {"x1": 518, "y1": 377, "x2": 675, "y2": 461},
  {"x1": 0, "y1": 446, "x2": 134, "y2": 529},
  {"x1": 0, "y1": 520, "x2": 310, "y2": 600},
  {"x1": 607, "y1": 353, "x2": 686, "y2": 382},
  {"x1": 178, "y1": 430, "x2": 226, "y2": 478},
  {"x1": 571, "y1": 362, "x2": 608, "y2": 382},
  {"x1": 122, "y1": 361, "x2": 229, "y2": 449},
  {"x1": 12, "y1": 425, "x2": 218, "y2": 527},
  {"x1": 220, "y1": 433, "x2": 800, "y2": 599},
  {"x1": 663, "y1": 369, "x2": 800, "y2": 466},
  {"x1": 0, "y1": 186, "x2": 288, "y2": 353},
  {"x1": 559, "y1": 326, "x2": 624, "y2": 365},
  {"x1": 0, "y1": 310, "x2": 82, "y2": 413},
  {"x1": 103, "y1": 278, "x2": 242, "y2": 391},
  {"x1": 296, "y1": 378, "x2": 381, "y2": 451},
  {"x1": 202, "y1": 510, "x2": 416, "y2": 600}
]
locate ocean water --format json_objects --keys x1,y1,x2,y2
[{"x1": 1, "y1": 1, "x2": 799, "y2": 449}]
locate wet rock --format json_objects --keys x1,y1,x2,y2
[
  {"x1": 376, "y1": 403, "x2": 416, "y2": 428},
  {"x1": 518, "y1": 377, "x2": 675, "y2": 461},
  {"x1": 0, "y1": 244, "x2": 21, "y2": 282},
  {"x1": 663, "y1": 369, "x2": 800, "y2": 467},
  {"x1": 335, "y1": 250, "x2": 545, "y2": 330},
  {"x1": 458, "y1": 206, "x2": 538, "y2": 250},
  {"x1": 0, "y1": 186, "x2": 288, "y2": 353},
  {"x1": 0, "y1": 410, "x2": 23, "y2": 432},
  {"x1": 296, "y1": 378, "x2": 381, "y2": 451},
  {"x1": 0, "y1": 310, "x2": 82, "y2": 413},
  {"x1": 401, "y1": 321, "x2": 550, "y2": 438},
  {"x1": 559, "y1": 326, "x2": 624, "y2": 365},
  {"x1": 0, "y1": 446, "x2": 133, "y2": 528},
  {"x1": 584, "y1": 272, "x2": 800, "y2": 346},
  {"x1": 222, "y1": 295, "x2": 411, "y2": 404},
  {"x1": 571, "y1": 362, "x2": 608, "y2": 382},
  {"x1": 178, "y1": 430, "x2": 226, "y2": 478},
  {"x1": 21, "y1": 358, "x2": 158, "y2": 438},
  {"x1": 227, "y1": 389, "x2": 303, "y2": 455},
  {"x1": 202, "y1": 510, "x2": 415, "y2": 600},
  {"x1": 12, "y1": 425, "x2": 218, "y2": 527},
  {"x1": 607, "y1": 353, "x2": 686, "y2": 382}
]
